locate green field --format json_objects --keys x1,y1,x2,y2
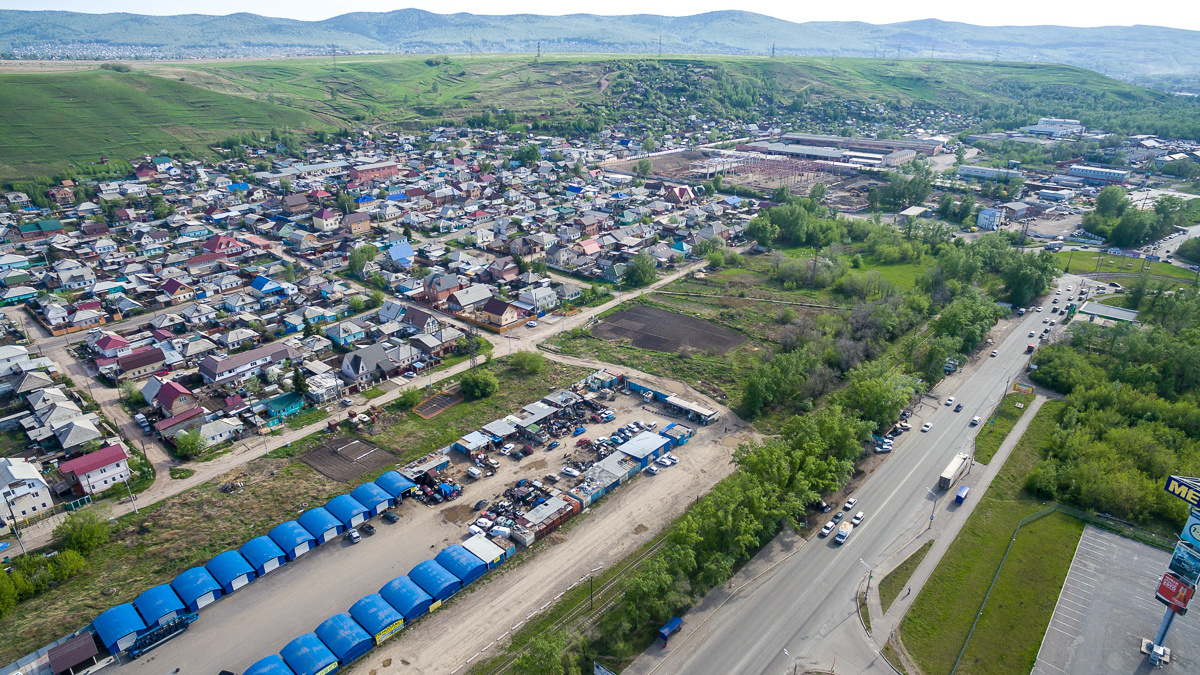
[
  {"x1": 1051, "y1": 251, "x2": 1198, "y2": 282},
  {"x1": 973, "y1": 392, "x2": 1035, "y2": 464},
  {"x1": 880, "y1": 540, "x2": 934, "y2": 613}
]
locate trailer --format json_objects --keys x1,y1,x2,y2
[
  {"x1": 658, "y1": 616, "x2": 683, "y2": 645},
  {"x1": 955, "y1": 485, "x2": 970, "y2": 504},
  {"x1": 939, "y1": 453, "x2": 971, "y2": 490}
]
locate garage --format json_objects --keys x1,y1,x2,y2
[
  {"x1": 348, "y1": 593, "x2": 405, "y2": 645},
  {"x1": 407, "y1": 560, "x2": 461, "y2": 603},
  {"x1": 205, "y1": 550, "x2": 257, "y2": 594},
  {"x1": 298, "y1": 507, "x2": 343, "y2": 545},
  {"x1": 269, "y1": 520, "x2": 316, "y2": 560},
  {"x1": 350, "y1": 482, "x2": 392, "y2": 517},
  {"x1": 378, "y1": 576, "x2": 433, "y2": 622},
  {"x1": 240, "y1": 536, "x2": 288, "y2": 576},
  {"x1": 434, "y1": 545, "x2": 487, "y2": 586},
  {"x1": 325, "y1": 494, "x2": 369, "y2": 529},
  {"x1": 314, "y1": 613, "x2": 374, "y2": 665},
  {"x1": 133, "y1": 584, "x2": 186, "y2": 628},
  {"x1": 462, "y1": 534, "x2": 507, "y2": 570},
  {"x1": 279, "y1": 633, "x2": 338, "y2": 675},
  {"x1": 92, "y1": 604, "x2": 146, "y2": 654},
  {"x1": 374, "y1": 470, "x2": 418, "y2": 500},
  {"x1": 170, "y1": 567, "x2": 222, "y2": 611},
  {"x1": 243, "y1": 654, "x2": 296, "y2": 675}
]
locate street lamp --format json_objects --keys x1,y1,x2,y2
[
  {"x1": 858, "y1": 558, "x2": 873, "y2": 592},
  {"x1": 2, "y1": 490, "x2": 27, "y2": 555},
  {"x1": 926, "y1": 486, "x2": 940, "y2": 530}
]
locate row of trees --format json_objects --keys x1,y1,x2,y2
[{"x1": 1082, "y1": 186, "x2": 1200, "y2": 248}]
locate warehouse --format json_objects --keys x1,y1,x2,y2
[
  {"x1": 617, "y1": 431, "x2": 671, "y2": 469},
  {"x1": 435, "y1": 545, "x2": 487, "y2": 586},
  {"x1": 314, "y1": 613, "x2": 374, "y2": 665},
  {"x1": 408, "y1": 560, "x2": 461, "y2": 603},
  {"x1": 350, "y1": 482, "x2": 394, "y2": 517},
  {"x1": 349, "y1": 593, "x2": 406, "y2": 645},
  {"x1": 462, "y1": 533, "x2": 507, "y2": 570},
  {"x1": 170, "y1": 567, "x2": 222, "y2": 611},
  {"x1": 133, "y1": 585, "x2": 185, "y2": 628},
  {"x1": 664, "y1": 395, "x2": 719, "y2": 425},
  {"x1": 279, "y1": 633, "x2": 338, "y2": 675},
  {"x1": 325, "y1": 494, "x2": 369, "y2": 528},
  {"x1": 243, "y1": 655, "x2": 296, "y2": 675},
  {"x1": 1067, "y1": 164, "x2": 1130, "y2": 185},
  {"x1": 239, "y1": 536, "x2": 288, "y2": 576},
  {"x1": 374, "y1": 470, "x2": 419, "y2": 500},
  {"x1": 298, "y1": 507, "x2": 344, "y2": 544},
  {"x1": 956, "y1": 165, "x2": 1023, "y2": 182},
  {"x1": 453, "y1": 430, "x2": 492, "y2": 454},
  {"x1": 379, "y1": 576, "x2": 434, "y2": 621},
  {"x1": 518, "y1": 494, "x2": 581, "y2": 538},
  {"x1": 269, "y1": 520, "x2": 316, "y2": 560},
  {"x1": 205, "y1": 551, "x2": 256, "y2": 594},
  {"x1": 46, "y1": 633, "x2": 100, "y2": 675},
  {"x1": 92, "y1": 604, "x2": 146, "y2": 654},
  {"x1": 659, "y1": 422, "x2": 693, "y2": 447}
]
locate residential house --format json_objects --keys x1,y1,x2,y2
[
  {"x1": 264, "y1": 392, "x2": 305, "y2": 425},
  {"x1": 517, "y1": 286, "x2": 559, "y2": 313},
  {"x1": 402, "y1": 307, "x2": 440, "y2": 335},
  {"x1": 325, "y1": 320, "x2": 367, "y2": 347},
  {"x1": 422, "y1": 273, "x2": 463, "y2": 306},
  {"x1": 219, "y1": 328, "x2": 259, "y2": 350},
  {"x1": 55, "y1": 419, "x2": 102, "y2": 453},
  {"x1": 198, "y1": 343, "x2": 300, "y2": 385},
  {"x1": 306, "y1": 372, "x2": 343, "y2": 404},
  {"x1": 311, "y1": 208, "x2": 343, "y2": 232},
  {"x1": 93, "y1": 333, "x2": 131, "y2": 359},
  {"x1": 180, "y1": 302, "x2": 217, "y2": 325},
  {"x1": 343, "y1": 212, "x2": 371, "y2": 235},
  {"x1": 479, "y1": 297, "x2": 521, "y2": 327},
  {"x1": 158, "y1": 279, "x2": 194, "y2": 305},
  {"x1": 410, "y1": 327, "x2": 463, "y2": 358},
  {"x1": 117, "y1": 348, "x2": 165, "y2": 380},
  {"x1": 0, "y1": 458, "x2": 51, "y2": 523},
  {"x1": 447, "y1": 284, "x2": 493, "y2": 313},
  {"x1": 341, "y1": 344, "x2": 399, "y2": 385},
  {"x1": 556, "y1": 282, "x2": 583, "y2": 304},
  {"x1": 57, "y1": 444, "x2": 130, "y2": 496},
  {"x1": 377, "y1": 299, "x2": 406, "y2": 324},
  {"x1": 196, "y1": 418, "x2": 244, "y2": 446},
  {"x1": 282, "y1": 194, "x2": 311, "y2": 215}
]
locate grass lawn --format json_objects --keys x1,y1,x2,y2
[
  {"x1": 1051, "y1": 251, "x2": 1197, "y2": 282},
  {"x1": 286, "y1": 407, "x2": 330, "y2": 430},
  {"x1": 362, "y1": 386, "x2": 386, "y2": 399},
  {"x1": 973, "y1": 393, "x2": 1035, "y2": 464},
  {"x1": 169, "y1": 467, "x2": 195, "y2": 480},
  {"x1": 898, "y1": 400, "x2": 1077, "y2": 675},
  {"x1": 880, "y1": 540, "x2": 934, "y2": 613}
]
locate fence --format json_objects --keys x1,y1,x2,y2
[{"x1": 1, "y1": 496, "x2": 91, "y2": 537}]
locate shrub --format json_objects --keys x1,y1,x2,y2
[
  {"x1": 459, "y1": 369, "x2": 499, "y2": 400},
  {"x1": 52, "y1": 511, "x2": 111, "y2": 555}
]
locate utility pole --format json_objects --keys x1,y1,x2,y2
[
  {"x1": 771, "y1": 44, "x2": 776, "y2": 59},
  {"x1": 122, "y1": 476, "x2": 138, "y2": 514},
  {"x1": 2, "y1": 490, "x2": 26, "y2": 555},
  {"x1": 536, "y1": 41, "x2": 541, "y2": 59}
]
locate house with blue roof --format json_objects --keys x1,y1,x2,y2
[
  {"x1": 249, "y1": 275, "x2": 285, "y2": 302},
  {"x1": 325, "y1": 320, "x2": 367, "y2": 347},
  {"x1": 263, "y1": 392, "x2": 305, "y2": 426},
  {"x1": 388, "y1": 240, "x2": 415, "y2": 268}
]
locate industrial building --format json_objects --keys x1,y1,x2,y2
[
  {"x1": 92, "y1": 604, "x2": 146, "y2": 654},
  {"x1": 1067, "y1": 164, "x2": 1130, "y2": 185},
  {"x1": 778, "y1": 132, "x2": 945, "y2": 156},
  {"x1": 269, "y1": 520, "x2": 316, "y2": 560},
  {"x1": 957, "y1": 165, "x2": 1023, "y2": 182},
  {"x1": 314, "y1": 613, "x2": 374, "y2": 665},
  {"x1": 1019, "y1": 117, "x2": 1085, "y2": 137},
  {"x1": 239, "y1": 536, "x2": 287, "y2": 576},
  {"x1": 740, "y1": 141, "x2": 915, "y2": 168},
  {"x1": 170, "y1": 567, "x2": 222, "y2": 611},
  {"x1": 977, "y1": 208, "x2": 1003, "y2": 230},
  {"x1": 349, "y1": 594, "x2": 406, "y2": 645},
  {"x1": 205, "y1": 550, "x2": 256, "y2": 594}
]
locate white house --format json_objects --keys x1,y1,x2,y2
[
  {"x1": 57, "y1": 444, "x2": 130, "y2": 496},
  {"x1": 0, "y1": 457, "x2": 51, "y2": 524}
]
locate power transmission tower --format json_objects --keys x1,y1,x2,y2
[
  {"x1": 771, "y1": 43, "x2": 776, "y2": 58},
  {"x1": 658, "y1": 35, "x2": 662, "y2": 57},
  {"x1": 537, "y1": 41, "x2": 541, "y2": 58},
  {"x1": 467, "y1": 324, "x2": 480, "y2": 368}
]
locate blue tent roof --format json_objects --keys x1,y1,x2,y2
[
  {"x1": 374, "y1": 471, "x2": 417, "y2": 499},
  {"x1": 350, "y1": 483, "x2": 392, "y2": 511},
  {"x1": 133, "y1": 584, "x2": 185, "y2": 627},
  {"x1": 378, "y1": 576, "x2": 433, "y2": 621},
  {"x1": 227, "y1": 182, "x2": 251, "y2": 192},
  {"x1": 435, "y1": 545, "x2": 487, "y2": 586},
  {"x1": 354, "y1": 195, "x2": 375, "y2": 203},
  {"x1": 239, "y1": 536, "x2": 287, "y2": 574},
  {"x1": 205, "y1": 550, "x2": 255, "y2": 590},
  {"x1": 170, "y1": 567, "x2": 221, "y2": 606},
  {"x1": 93, "y1": 604, "x2": 146, "y2": 654},
  {"x1": 243, "y1": 654, "x2": 296, "y2": 675},
  {"x1": 314, "y1": 613, "x2": 373, "y2": 664},
  {"x1": 269, "y1": 520, "x2": 316, "y2": 555},
  {"x1": 408, "y1": 560, "x2": 460, "y2": 602},
  {"x1": 298, "y1": 507, "x2": 343, "y2": 540},
  {"x1": 280, "y1": 633, "x2": 338, "y2": 675},
  {"x1": 385, "y1": 193, "x2": 407, "y2": 201},
  {"x1": 325, "y1": 495, "x2": 369, "y2": 528},
  {"x1": 348, "y1": 594, "x2": 404, "y2": 641}
]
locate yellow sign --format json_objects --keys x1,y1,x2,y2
[
  {"x1": 1012, "y1": 383, "x2": 1034, "y2": 395},
  {"x1": 314, "y1": 664, "x2": 338, "y2": 675},
  {"x1": 429, "y1": 599, "x2": 443, "y2": 612},
  {"x1": 1165, "y1": 476, "x2": 1200, "y2": 508},
  {"x1": 375, "y1": 618, "x2": 405, "y2": 644}
]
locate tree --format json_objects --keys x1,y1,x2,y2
[
  {"x1": 634, "y1": 158, "x2": 653, "y2": 176},
  {"x1": 369, "y1": 289, "x2": 384, "y2": 308},
  {"x1": 808, "y1": 182, "x2": 827, "y2": 202},
  {"x1": 516, "y1": 144, "x2": 541, "y2": 166},
  {"x1": 746, "y1": 215, "x2": 780, "y2": 248},
  {"x1": 459, "y1": 368, "x2": 499, "y2": 400},
  {"x1": 510, "y1": 351, "x2": 546, "y2": 375},
  {"x1": 1001, "y1": 250, "x2": 1060, "y2": 307},
  {"x1": 397, "y1": 389, "x2": 423, "y2": 409},
  {"x1": 52, "y1": 511, "x2": 110, "y2": 555},
  {"x1": 642, "y1": 135, "x2": 658, "y2": 153},
  {"x1": 279, "y1": 178, "x2": 292, "y2": 193},
  {"x1": 1095, "y1": 185, "x2": 1129, "y2": 219},
  {"x1": 292, "y1": 367, "x2": 308, "y2": 396},
  {"x1": 348, "y1": 244, "x2": 379, "y2": 277},
  {"x1": 174, "y1": 429, "x2": 207, "y2": 459},
  {"x1": 771, "y1": 185, "x2": 791, "y2": 204},
  {"x1": 336, "y1": 192, "x2": 356, "y2": 214},
  {"x1": 120, "y1": 380, "x2": 145, "y2": 406},
  {"x1": 348, "y1": 296, "x2": 367, "y2": 313},
  {"x1": 624, "y1": 252, "x2": 657, "y2": 287},
  {"x1": 513, "y1": 631, "x2": 575, "y2": 675},
  {"x1": 836, "y1": 362, "x2": 921, "y2": 432}
]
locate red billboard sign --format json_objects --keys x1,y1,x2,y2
[{"x1": 1156, "y1": 572, "x2": 1194, "y2": 615}]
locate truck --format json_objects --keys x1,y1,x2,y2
[
  {"x1": 834, "y1": 521, "x2": 854, "y2": 545},
  {"x1": 939, "y1": 452, "x2": 972, "y2": 490},
  {"x1": 1026, "y1": 343, "x2": 1036, "y2": 353}
]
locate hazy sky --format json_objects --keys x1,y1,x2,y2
[{"x1": 8, "y1": 0, "x2": 1200, "y2": 31}]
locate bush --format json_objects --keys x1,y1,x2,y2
[
  {"x1": 459, "y1": 369, "x2": 499, "y2": 400},
  {"x1": 510, "y1": 351, "x2": 546, "y2": 375},
  {"x1": 52, "y1": 511, "x2": 110, "y2": 555},
  {"x1": 397, "y1": 389, "x2": 423, "y2": 409}
]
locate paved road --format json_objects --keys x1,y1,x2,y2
[{"x1": 627, "y1": 305, "x2": 1050, "y2": 675}]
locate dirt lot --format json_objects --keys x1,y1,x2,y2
[
  {"x1": 592, "y1": 306, "x2": 746, "y2": 354},
  {"x1": 300, "y1": 436, "x2": 396, "y2": 482},
  {"x1": 414, "y1": 392, "x2": 463, "y2": 419}
]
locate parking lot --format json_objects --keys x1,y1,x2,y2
[{"x1": 1031, "y1": 525, "x2": 1200, "y2": 675}]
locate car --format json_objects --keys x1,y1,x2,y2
[
  {"x1": 819, "y1": 501, "x2": 832, "y2": 513},
  {"x1": 656, "y1": 457, "x2": 672, "y2": 467},
  {"x1": 832, "y1": 511, "x2": 844, "y2": 523},
  {"x1": 1029, "y1": 331, "x2": 1036, "y2": 338},
  {"x1": 1049, "y1": 320, "x2": 1056, "y2": 326},
  {"x1": 851, "y1": 511, "x2": 865, "y2": 526},
  {"x1": 360, "y1": 523, "x2": 376, "y2": 536},
  {"x1": 666, "y1": 453, "x2": 678, "y2": 463},
  {"x1": 526, "y1": 321, "x2": 538, "y2": 328},
  {"x1": 576, "y1": 438, "x2": 591, "y2": 446},
  {"x1": 644, "y1": 465, "x2": 659, "y2": 475},
  {"x1": 990, "y1": 350, "x2": 998, "y2": 357},
  {"x1": 1055, "y1": 289, "x2": 1062, "y2": 295},
  {"x1": 646, "y1": 421, "x2": 658, "y2": 430},
  {"x1": 153, "y1": 369, "x2": 170, "y2": 377},
  {"x1": 970, "y1": 416, "x2": 981, "y2": 426},
  {"x1": 954, "y1": 403, "x2": 963, "y2": 412},
  {"x1": 543, "y1": 473, "x2": 559, "y2": 484},
  {"x1": 1066, "y1": 286, "x2": 1073, "y2": 291},
  {"x1": 945, "y1": 397, "x2": 955, "y2": 406},
  {"x1": 819, "y1": 522, "x2": 835, "y2": 537},
  {"x1": 340, "y1": 397, "x2": 354, "y2": 406},
  {"x1": 1037, "y1": 306, "x2": 1043, "y2": 312},
  {"x1": 382, "y1": 511, "x2": 400, "y2": 524},
  {"x1": 1043, "y1": 318, "x2": 1049, "y2": 324},
  {"x1": 1052, "y1": 298, "x2": 1059, "y2": 304},
  {"x1": 523, "y1": 444, "x2": 534, "y2": 453},
  {"x1": 469, "y1": 525, "x2": 485, "y2": 536},
  {"x1": 547, "y1": 441, "x2": 560, "y2": 450},
  {"x1": 501, "y1": 443, "x2": 515, "y2": 455},
  {"x1": 843, "y1": 497, "x2": 858, "y2": 510},
  {"x1": 346, "y1": 528, "x2": 361, "y2": 544},
  {"x1": 573, "y1": 427, "x2": 587, "y2": 436},
  {"x1": 899, "y1": 410, "x2": 911, "y2": 420},
  {"x1": 897, "y1": 421, "x2": 912, "y2": 431},
  {"x1": 921, "y1": 422, "x2": 933, "y2": 432},
  {"x1": 561, "y1": 466, "x2": 581, "y2": 477},
  {"x1": 1043, "y1": 327, "x2": 1051, "y2": 334},
  {"x1": 475, "y1": 517, "x2": 494, "y2": 529}
]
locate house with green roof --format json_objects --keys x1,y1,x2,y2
[{"x1": 16, "y1": 219, "x2": 63, "y2": 241}]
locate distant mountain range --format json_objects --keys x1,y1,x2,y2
[{"x1": 2, "y1": 9, "x2": 1199, "y2": 90}]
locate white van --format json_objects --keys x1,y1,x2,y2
[
  {"x1": 466, "y1": 466, "x2": 483, "y2": 480},
  {"x1": 489, "y1": 526, "x2": 512, "y2": 539}
]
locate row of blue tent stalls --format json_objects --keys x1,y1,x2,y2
[
  {"x1": 89, "y1": 471, "x2": 421, "y2": 658},
  {"x1": 241, "y1": 534, "x2": 515, "y2": 675}
]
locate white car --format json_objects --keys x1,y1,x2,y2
[
  {"x1": 971, "y1": 416, "x2": 981, "y2": 426},
  {"x1": 1055, "y1": 289, "x2": 1062, "y2": 295},
  {"x1": 990, "y1": 350, "x2": 998, "y2": 357},
  {"x1": 851, "y1": 511, "x2": 865, "y2": 525},
  {"x1": 843, "y1": 497, "x2": 858, "y2": 510},
  {"x1": 501, "y1": 443, "x2": 515, "y2": 455},
  {"x1": 819, "y1": 521, "x2": 835, "y2": 537},
  {"x1": 1066, "y1": 286, "x2": 1073, "y2": 291},
  {"x1": 1037, "y1": 306, "x2": 1043, "y2": 312},
  {"x1": 526, "y1": 321, "x2": 539, "y2": 328},
  {"x1": 656, "y1": 457, "x2": 672, "y2": 467},
  {"x1": 921, "y1": 422, "x2": 933, "y2": 432},
  {"x1": 475, "y1": 518, "x2": 494, "y2": 529},
  {"x1": 666, "y1": 453, "x2": 678, "y2": 463},
  {"x1": 644, "y1": 465, "x2": 659, "y2": 475},
  {"x1": 1029, "y1": 331, "x2": 1036, "y2": 338},
  {"x1": 945, "y1": 397, "x2": 955, "y2": 406},
  {"x1": 561, "y1": 466, "x2": 581, "y2": 477}
]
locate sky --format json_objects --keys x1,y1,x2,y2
[{"x1": 7, "y1": 0, "x2": 1200, "y2": 31}]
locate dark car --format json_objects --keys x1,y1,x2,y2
[
  {"x1": 954, "y1": 403, "x2": 963, "y2": 412},
  {"x1": 360, "y1": 523, "x2": 376, "y2": 536},
  {"x1": 832, "y1": 511, "x2": 844, "y2": 523},
  {"x1": 899, "y1": 410, "x2": 911, "y2": 420},
  {"x1": 473, "y1": 499, "x2": 489, "y2": 511},
  {"x1": 548, "y1": 441, "x2": 560, "y2": 450},
  {"x1": 543, "y1": 474, "x2": 559, "y2": 484},
  {"x1": 381, "y1": 512, "x2": 399, "y2": 524}
]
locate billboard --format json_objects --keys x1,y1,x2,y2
[
  {"x1": 1156, "y1": 572, "x2": 1194, "y2": 615},
  {"x1": 1169, "y1": 542, "x2": 1200, "y2": 586},
  {"x1": 1164, "y1": 476, "x2": 1200, "y2": 508},
  {"x1": 1147, "y1": 255, "x2": 1162, "y2": 262},
  {"x1": 1183, "y1": 511, "x2": 1200, "y2": 550}
]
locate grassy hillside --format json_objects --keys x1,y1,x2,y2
[{"x1": 0, "y1": 68, "x2": 322, "y2": 179}]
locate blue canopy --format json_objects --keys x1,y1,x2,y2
[
  {"x1": 93, "y1": 604, "x2": 146, "y2": 654},
  {"x1": 408, "y1": 560, "x2": 460, "y2": 602},
  {"x1": 298, "y1": 507, "x2": 343, "y2": 544},
  {"x1": 350, "y1": 482, "x2": 393, "y2": 516},
  {"x1": 280, "y1": 633, "x2": 338, "y2": 675},
  {"x1": 243, "y1": 654, "x2": 296, "y2": 675},
  {"x1": 325, "y1": 494, "x2": 369, "y2": 529},
  {"x1": 435, "y1": 545, "x2": 487, "y2": 586},
  {"x1": 133, "y1": 584, "x2": 185, "y2": 627},
  {"x1": 353, "y1": 195, "x2": 375, "y2": 203},
  {"x1": 205, "y1": 550, "x2": 256, "y2": 594},
  {"x1": 240, "y1": 536, "x2": 287, "y2": 576},
  {"x1": 385, "y1": 193, "x2": 407, "y2": 201},
  {"x1": 374, "y1": 471, "x2": 418, "y2": 499},
  {"x1": 314, "y1": 613, "x2": 373, "y2": 665},
  {"x1": 170, "y1": 567, "x2": 222, "y2": 611},
  {"x1": 378, "y1": 576, "x2": 433, "y2": 621},
  {"x1": 348, "y1": 594, "x2": 404, "y2": 645},
  {"x1": 270, "y1": 520, "x2": 316, "y2": 560}
]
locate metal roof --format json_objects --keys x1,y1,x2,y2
[
  {"x1": 408, "y1": 560, "x2": 460, "y2": 601},
  {"x1": 133, "y1": 585, "x2": 185, "y2": 627},
  {"x1": 314, "y1": 613, "x2": 373, "y2": 664},
  {"x1": 92, "y1": 604, "x2": 146, "y2": 653},
  {"x1": 269, "y1": 520, "x2": 316, "y2": 553},
  {"x1": 435, "y1": 545, "x2": 487, "y2": 585},
  {"x1": 297, "y1": 507, "x2": 343, "y2": 539},
  {"x1": 374, "y1": 471, "x2": 418, "y2": 499},
  {"x1": 325, "y1": 494, "x2": 369, "y2": 527},
  {"x1": 242, "y1": 654, "x2": 296, "y2": 675},
  {"x1": 349, "y1": 593, "x2": 404, "y2": 638},
  {"x1": 279, "y1": 633, "x2": 337, "y2": 675},
  {"x1": 170, "y1": 567, "x2": 221, "y2": 605},
  {"x1": 205, "y1": 550, "x2": 255, "y2": 588},
  {"x1": 379, "y1": 576, "x2": 433, "y2": 620},
  {"x1": 239, "y1": 536, "x2": 287, "y2": 573},
  {"x1": 350, "y1": 482, "x2": 393, "y2": 510}
]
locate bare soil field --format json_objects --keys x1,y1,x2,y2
[
  {"x1": 592, "y1": 306, "x2": 746, "y2": 354},
  {"x1": 300, "y1": 436, "x2": 395, "y2": 482}
]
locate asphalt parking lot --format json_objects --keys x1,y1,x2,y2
[{"x1": 1031, "y1": 525, "x2": 1200, "y2": 675}]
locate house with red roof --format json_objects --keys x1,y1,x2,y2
[
  {"x1": 154, "y1": 381, "x2": 199, "y2": 417},
  {"x1": 58, "y1": 444, "x2": 130, "y2": 496},
  {"x1": 201, "y1": 234, "x2": 248, "y2": 258},
  {"x1": 158, "y1": 278, "x2": 194, "y2": 305},
  {"x1": 93, "y1": 333, "x2": 131, "y2": 359}
]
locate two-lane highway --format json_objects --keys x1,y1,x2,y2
[{"x1": 628, "y1": 306, "x2": 1051, "y2": 675}]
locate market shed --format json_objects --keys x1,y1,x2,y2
[
  {"x1": 314, "y1": 613, "x2": 373, "y2": 665},
  {"x1": 374, "y1": 471, "x2": 418, "y2": 500},
  {"x1": 280, "y1": 633, "x2": 338, "y2": 675},
  {"x1": 47, "y1": 632, "x2": 99, "y2": 675},
  {"x1": 170, "y1": 567, "x2": 222, "y2": 611},
  {"x1": 240, "y1": 536, "x2": 287, "y2": 576},
  {"x1": 298, "y1": 507, "x2": 343, "y2": 545},
  {"x1": 348, "y1": 594, "x2": 404, "y2": 645},
  {"x1": 350, "y1": 482, "x2": 393, "y2": 516},
  {"x1": 269, "y1": 520, "x2": 316, "y2": 560},
  {"x1": 407, "y1": 560, "x2": 460, "y2": 602},
  {"x1": 435, "y1": 545, "x2": 487, "y2": 586},
  {"x1": 133, "y1": 584, "x2": 185, "y2": 627},
  {"x1": 462, "y1": 534, "x2": 507, "y2": 570},
  {"x1": 378, "y1": 576, "x2": 433, "y2": 621},
  {"x1": 242, "y1": 654, "x2": 296, "y2": 675},
  {"x1": 92, "y1": 604, "x2": 146, "y2": 654},
  {"x1": 205, "y1": 550, "x2": 256, "y2": 594},
  {"x1": 325, "y1": 494, "x2": 369, "y2": 529}
]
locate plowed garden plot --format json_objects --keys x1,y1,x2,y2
[
  {"x1": 415, "y1": 392, "x2": 463, "y2": 419},
  {"x1": 592, "y1": 306, "x2": 745, "y2": 354},
  {"x1": 300, "y1": 436, "x2": 395, "y2": 482}
]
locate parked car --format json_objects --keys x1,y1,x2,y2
[
  {"x1": 819, "y1": 522, "x2": 835, "y2": 537},
  {"x1": 851, "y1": 512, "x2": 865, "y2": 526},
  {"x1": 644, "y1": 465, "x2": 659, "y2": 475},
  {"x1": 843, "y1": 497, "x2": 858, "y2": 510},
  {"x1": 382, "y1": 512, "x2": 400, "y2": 524},
  {"x1": 473, "y1": 500, "x2": 489, "y2": 511},
  {"x1": 340, "y1": 397, "x2": 354, "y2": 406},
  {"x1": 561, "y1": 466, "x2": 581, "y2": 477},
  {"x1": 921, "y1": 422, "x2": 933, "y2": 432},
  {"x1": 501, "y1": 443, "x2": 515, "y2": 455},
  {"x1": 573, "y1": 427, "x2": 587, "y2": 436},
  {"x1": 547, "y1": 441, "x2": 560, "y2": 450},
  {"x1": 656, "y1": 457, "x2": 672, "y2": 467},
  {"x1": 346, "y1": 528, "x2": 361, "y2": 544},
  {"x1": 359, "y1": 523, "x2": 376, "y2": 536},
  {"x1": 526, "y1": 321, "x2": 539, "y2": 328}
]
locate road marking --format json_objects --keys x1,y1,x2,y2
[
  {"x1": 1046, "y1": 623, "x2": 1076, "y2": 637},
  {"x1": 482, "y1": 641, "x2": 494, "y2": 652},
  {"x1": 511, "y1": 621, "x2": 523, "y2": 631}
]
